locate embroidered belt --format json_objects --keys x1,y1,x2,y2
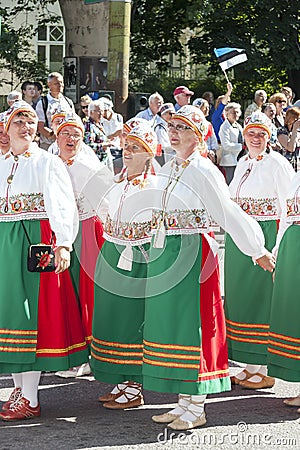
[
  {"x1": 286, "y1": 198, "x2": 300, "y2": 219},
  {"x1": 232, "y1": 196, "x2": 278, "y2": 218},
  {"x1": 104, "y1": 214, "x2": 151, "y2": 244},
  {"x1": 151, "y1": 208, "x2": 210, "y2": 233},
  {"x1": 0, "y1": 192, "x2": 47, "y2": 221}
]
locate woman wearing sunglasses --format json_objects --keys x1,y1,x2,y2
[
  {"x1": 269, "y1": 92, "x2": 288, "y2": 129},
  {"x1": 144, "y1": 105, "x2": 275, "y2": 431}
]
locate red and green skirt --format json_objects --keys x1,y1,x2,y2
[
  {"x1": 0, "y1": 220, "x2": 89, "y2": 373},
  {"x1": 267, "y1": 224, "x2": 300, "y2": 382},
  {"x1": 143, "y1": 234, "x2": 230, "y2": 395},
  {"x1": 70, "y1": 216, "x2": 104, "y2": 345},
  {"x1": 224, "y1": 220, "x2": 277, "y2": 365},
  {"x1": 91, "y1": 241, "x2": 148, "y2": 384}
]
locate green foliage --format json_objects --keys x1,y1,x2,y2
[
  {"x1": 130, "y1": 0, "x2": 299, "y2": 99},
  {"x1": 188, "y1": 0, "x2": 300, "y2": 98},
  {"x1": 0, "y1": 0, "x2": 58, "y2": 89}
]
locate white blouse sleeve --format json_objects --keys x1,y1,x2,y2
[
  {"x1": 84, "y1": 166, "x2": 114, "y2": 221},
  {"x1": 191, "y1": 162, "x2": 267, "y2": 258},
  {"x1": 43, "y1": 157, "x2": 79, "y2": 249}
]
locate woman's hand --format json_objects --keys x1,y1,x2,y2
[
  {"x1": 256, "y1": 251, "x2": 276, "y2": 273},
  {"x1": 55, "y1": 246, "x2": 71, "y2": 274}
]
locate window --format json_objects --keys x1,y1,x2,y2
[{"x1": 37, "y1": 24, "x2": 65, "y2": 72}]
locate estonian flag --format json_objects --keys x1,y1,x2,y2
[{"x1": 214, "y1": 47, "x2": 247, "y2": 71}]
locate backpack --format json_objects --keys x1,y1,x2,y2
[{"x1": 41, "y1": 95, "x2": 73, "y2": 128}]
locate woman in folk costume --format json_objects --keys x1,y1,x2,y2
[
  {"x1": 143, "y1": 105, "x2": 275, "y2": 431},
  {"x1": 0, "y1": 101, "x2": 88, "y2": 421},
  {"x1": 267, "y1": 172, "x2": 300, "y2": 412},
  {"x1": 0, "y1": 112, "x2": 10, "y2": 155},
  {"x1": 55, "y1": 113, "x2": 113, "y2": 378},
  {"x1": 225, "y1": 111, "x2": 294, "y2": 389},
  {"x1": 91, "y1": 124, "x2": 158, "y2": 409}
]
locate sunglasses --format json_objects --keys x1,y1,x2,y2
[{"x1": 81, "y1": 105, "x2": 89, "y2": 109}]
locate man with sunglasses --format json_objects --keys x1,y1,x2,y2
[{"x1": 173, "y1": 85, "x2": 194, "y2": 111}]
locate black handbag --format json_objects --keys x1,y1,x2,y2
[{"x1": 21, "y1": 221, "x2": 56, "y2": 272}]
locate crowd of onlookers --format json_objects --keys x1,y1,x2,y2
[{"x1": 3, "y1": 72, "x2": 300, "y2": 183}]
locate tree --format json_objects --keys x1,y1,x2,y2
[
  {"x1": 0, "y1": 0, "x2": 58, "y2": 89},
  {"x1": 129, "y1": 0, "x2": 205, "y2": 85},
  {"x1": 188, "y1": 0, "x2": 300, "y2": 98}
]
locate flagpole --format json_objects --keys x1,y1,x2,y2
[{"x1": 222, "y1": 69, "x2": 230, "y2": 84}]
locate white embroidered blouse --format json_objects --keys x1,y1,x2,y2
[
  {"x1": 103, "y1": 174, "x2": 157, "y2": 247},
  {"x1": 229, "y1": 150, "x2": 295, "y2": 221},
  {"x1": 0, "y1": 142, "x2": 78, "y2": 249},
  {"x1": 60, "y1": 147, "x2": 113, "y2": 222},
  {"x1": 152, "y1": 151, "x2": 269, "y2": 259}
]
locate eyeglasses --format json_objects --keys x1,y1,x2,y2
[
  {"x1": 81, "y1": 105, "x2": 88, "y2": 109},
  {"x1": 60, "y1": 131, "x2": 82, "y2": 141},
  {"x1": 276, "y1": 100, "x2": 286, "y2": 104},
  {"x1": 168, "y1": 123, "x2": 193, "y2": 132}
]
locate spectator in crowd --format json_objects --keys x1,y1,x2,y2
[
  {"x1": 219, "y1": 102, "x2": 243, "y2": 184},
  {"x1": 173, "y1": 86, "x2": 194, "y2": 111},
  {"x1": 6, "y1": 90, "x2": 22, "y2": 107},
  {"x1": 21, "y1": 81, "x2": 36, "y2": 106},
  {"x1": 154, "y1": 102, "x2": 176, "y2": 165},
  {"x1": 269, "y1": 92, "x2": 288, "y2": 129},
  {"x1": 135, "y1": 92, "x2": 164, "y2": 125},
  {"x1": 193, "y1": 98, "x2": 218, "y2": 161},
  {"x1": 212, "y1": 83, "x2": 232, "y2": 143},
  {"x1": 35, "y1": 72, "x2": 75, "y2": 150},
  {"x1": 262, "y1": 103, "x2": 282, "y2": 151},
  {"x1": 244, "y1": 89, "x2": 267, "y2": 119},
  {"x1": 0, "y1": 113, "x2": 10, "y2": 155},
  {"x1": 32, "y1": 81, "x2": 43, "y2": 109},
  {"x1": 79, "y1": 95, "x2": 92, "y2": 123},
  {"x1": 281, "y1": 86, "x2": 294, "y2": 111},
  {"x1": 100, "y1": 97, "x2": 123, "y2": 150},
  {"x1": 84, "y1": 99, "x2": 113, "y2": 170},
  {"x1": 277, "y1": 107, "x2": 300, "y2": 169},
  {"x1": 201, "y1": 91, "x2": 215, "y2": 121}
]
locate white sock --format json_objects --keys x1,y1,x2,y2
[
  {"x1": 179, "y1": 394, "x2": 206, "y2": 422},
  {"x1": 12, "y1": 373, "x2": 23, "y2": 389},
  {"x1": 235, "y1": 364, "x2": 261, "y2": 380},
  {"x1": 247, "y1": 365, "x2": 267, "y2": 383},
  {"x1": 21, "y1": 371, "x2": 41, "y2": 407},
  {"x1": 168, "y1": 394, "x2": 190, "y2": 415},
  {"x1": 115, "y1": 382, "x2": 141, "y2": 403},
  {"x1": 111, "y1": 382, "x2": 129, "y2": 395}
]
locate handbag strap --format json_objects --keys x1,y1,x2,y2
[
  {"x1": 20, "y1": 221, "x2": 55, "y2": 246},
  {"x1": 20, "y1": 220, "x2": 32, "y2": 245}
]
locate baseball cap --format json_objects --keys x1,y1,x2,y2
[{"x1": 173, "y1": 86, "x2": 194, "y2": 97}]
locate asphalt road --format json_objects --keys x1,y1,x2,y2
[{"x1": 0, "y1": 370, "x2": 299, "y2": 450}]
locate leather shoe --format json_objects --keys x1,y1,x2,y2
[
  {"x1": 240, "y1": 374, "x2": 275, "y2": 389},
  {"x1": 152, "y1": 412, "x2": 181, "y2": 423},
  {"x1": 283, "y1": 395, "x2": 300, "y2": 407},
  {"x1": 2, "y1": 387, "x2": 22, "y2": 411},
  {"x1": 103, "y1": 394, "x2": 144, "y2": 410},
  {"x1": 168, "y1": 412, "x2": 207, "y2": 430},
  {"x1": 0, "y1": 397, "x2": 40, "y2": 421},
  {"x1": 230, "y1": 369, "x2": 253, "y2": 385},
  {"x1": 98, "y1": 392, "x2": 121, "y2": 402}
]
